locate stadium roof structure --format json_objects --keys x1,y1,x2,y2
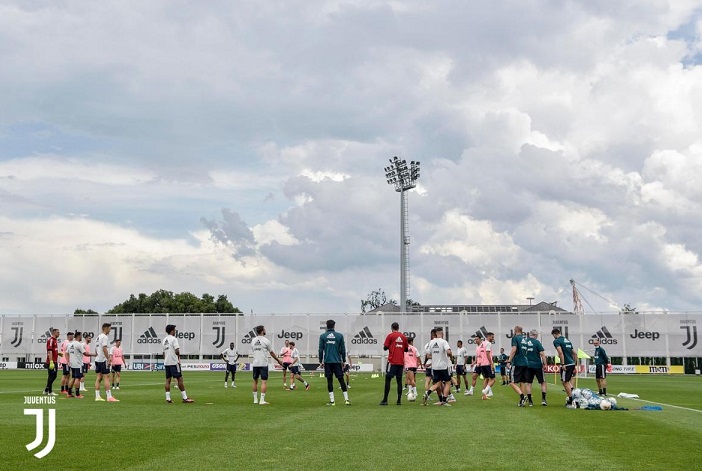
[{"x1": 366, "y1": 301, "x2": 568, "y2": 314}]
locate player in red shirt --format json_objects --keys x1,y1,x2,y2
[
  {"x1": 379, "y1": 322, "x2": 408, "y2": 405},
  {"x1": 43, "y1": 328, "x2": 61, "y2": 396}
]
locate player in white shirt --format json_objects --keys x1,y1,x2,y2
[
  {"x1": 163, "y1": 324, "x2": 195, "y2": 404},
  {"x1": 288, "y1": 341, "x2": 309, "y2": 390},
  {"x1": 455, "y1": 340, "x2": 469, "y2": 392},
  {"x1": 250, "y1": 325, "x2": 283, "y2": 405},
  {"x1": 422, "y1": 329, "x2": 437, "y2": 396},
  {"x1": 220, "y1": 342, "x2": 240, "y2": 388},
  {"x1": 66, "y1": 331, "x2": 95, "y2": 398},
  {"x1": 422, "y1": 327, "x2": 453, "y2": 406},
  {"x1": 343, "y1": 348, "x2": 353, "y2": 389},
  {"x1": 80, "y1": 335, "x2": 92, "y2": 392},
  {"x1": 94, "y1": 323, "x2": 119, "y2": 402}
]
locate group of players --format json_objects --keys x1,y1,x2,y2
[
  {"x1": 43, "y1": 323, "x2": 125, "y2": 401},
  {"x1": 42, "y1": 320, "x2": 610, "y2": 408}
]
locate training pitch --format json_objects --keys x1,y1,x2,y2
[{"x1": 1, "y1": 370, "x2": 700, "y2": 470}]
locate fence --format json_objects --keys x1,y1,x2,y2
[{"x1": 1, "y1": 312, "x2": 700, "y2": 366}]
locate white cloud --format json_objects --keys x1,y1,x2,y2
[{"x1": 1, "y1": 1, "x2": 702, "y2": 315}]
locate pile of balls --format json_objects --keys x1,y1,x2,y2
[{"x1": 571, "y1": 388, "x2": 623, "y2": 410}]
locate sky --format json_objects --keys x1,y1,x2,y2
[{"x1": 1, "y1": 0, "x2": 702, "y2": 315}]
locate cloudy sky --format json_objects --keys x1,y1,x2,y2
[{"x1": 1, "y1": 0, "x2": 701, "y2": 315}]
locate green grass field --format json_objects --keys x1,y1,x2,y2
[{"x1": 1, "y1": 370, "x2": 700, "y2": 470}]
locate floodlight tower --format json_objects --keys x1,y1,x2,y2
[{"x1": 384, "y1": 156, "x2": 420, "y2": 313}]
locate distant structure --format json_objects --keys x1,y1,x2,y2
[{"x1": 366, "y1": 300, "x2": 567, "y2": 314}]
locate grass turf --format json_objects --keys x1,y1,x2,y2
[{"x1": 0, "y1": 370, "x2": 700, "y2": 470}]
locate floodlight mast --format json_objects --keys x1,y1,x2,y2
[{"x1": 384, "y1": 156, "x2": 420, "y2": 313}]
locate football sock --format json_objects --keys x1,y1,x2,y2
[
  {"x1": 95, "y1": 390, "x2": 101, "y2": 399},
  {"x1": 166, "y1": 392, "x2": 171, "y2": 401},
  {"x1": 527, "y1": 394, "x2": 532, "y2": 402},
  {"x1": 542, "y1": 392, "x2": 547, "y2": 400},
  {"x1": 603, "y1": 388, "x2": 607, "y2": 395},
  {"x1": 520, "y1": 394, "x2": 525, "y2": 401},
  {"x1": 253, "y1": 392, "x2": 258, "y2": 402},
  {"x1": 343, "y1": 391, "x2": 349, "y2": 401},
  {"x1": 329, "y1": 392, "x2": 335, "y2": 402},
  {"x1": 181, "y1": 390, "x2": 187, "y2": 400},
  {"x1": 106, "y1": 390, "x2": 112, "y2": 399},
  {"x1": 260, "y1": 393, "x2": 265, "y2": 402},
  {"x1": 304, "y1": 381, "x2": 309, "y2": 386}
]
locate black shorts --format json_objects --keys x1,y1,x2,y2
[
  {"x1": 71, "y1": 367, "x2": 83, "y2": 379},
  {"x1": 456, "y1": 365, "x2": 466, "y2": 376},
  {"x1": 478, "y1": 365, "x2": 495, "y2": 379},
  {"x1": 324, "y1": 363, "x2": 343, "y2": 379},
  {"x1": 425, "y1": 367, "x2": 432, "y2": 377},
  {"x1": 252, "y1": 366, "x2": 269, "y2": 381},
  {"x1": 343, "y1": 364, "x2": 350, "y2": 373},
  {"x1": 290, "y1": 365, "x2": 301, "y2": 375},
  {"x1": 282, "y1": 362, "x2": 292, "y2": 371},
  {"x1": 62, "y1": 363, "x2": 70, "y2": 375},
  {"x1": 82, "y1": 363, "x2": 90, "y2": 374},
  {"x1": 226, "y1": 363, "x2": 237, "y2": 373},
  {"x1": 526, "y1": 367, "x2": 545, "y2": 384},
  {"x1": 165, "y1": 364, "x2": 182, "y2": 379},
  {"x1": 510, "y1": 365, "x2": 528, "y2": 383},
  {"x1": 432, "y1": 368, "x2": 451, "y2": 383},
  {"x1": 111, "y1": 364, "x2": 122, "y2": 373},
  {"x1": 407, "y1": 367, "x2": 417, "y2": 373},
  {"x1": 386, "y1": 363, "x2": 404, "y2": 378},
  {"x1": 560, "y1": 365, "x2": 575, "y2": 383},
  {"x1": 95, "y1": 361, "x2": 110, "y2": 375},
  {"x1": 595, "y1": 364, "x2": 607, "y2": 379},
  {"x1": 499, "y1": 365, "x2": 506, "y2": 375}
]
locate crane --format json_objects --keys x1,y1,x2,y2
[{"x1": 570, "y1": 278, "x2": 621, "y2": 314}]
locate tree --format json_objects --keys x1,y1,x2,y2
[
  {"x1": 107, "y1": 290, "x2": 242, "y2": 314},
  {"x1": 361, "y1": 289, "x2": 397, "y2": 313},
  {"x1": 74, "y1": 308, "x2": 99, "y2": 315}
]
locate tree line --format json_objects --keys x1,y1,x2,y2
[{"x1": 75, "y1": 289, "x2": 242, "y2": 315}]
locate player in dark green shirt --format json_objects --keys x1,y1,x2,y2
[
  {"x1": 593, "y1": 338, "x2": 610, "y2": 396},
  {"x1": 507, "y1": 325, "x2": 529, "y2": 406},
  {"x1": 552, "y1": 328, "x2": 577, "y2": 406},
  {"x1": 318, "y1": 319, "x2": 350, "y2": 406},
  {"x1": 524, "y1": 330, "x2": 548, "y2": 406},
  {"x1": 497, "y1": 348, "x2": 509, "y2": 385}
]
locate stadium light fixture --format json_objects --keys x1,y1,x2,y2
[{"x1": 384, "y1": 156, "x2": 420, "y2": 313}]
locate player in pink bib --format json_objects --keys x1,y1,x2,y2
[
  {"x1": 110, "y1": 339, "x2": 125, "y2": 390},
  {"x1": 279, "y1": 340, "x2": 293, "y2": 389}
]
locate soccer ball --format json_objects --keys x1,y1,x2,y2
[
  {"x1": 582, "y1": 389, "x2": 593, "y2": 400},
  {"x1": 407, "y1": 392, "x2": 417, "y2": 402},
  {"x1": 588, "y1": 397, "x2": 601, "y2": 408},
  {"x1": 572, "y1": 388, "x2": 582, "y2": 399},
  {"x1": 600, "y1": 399, "x2": 612, "y2": 410},
  {"x1": 608, "y1": 397, "x2": 617, "y2": 407},
  {"x1": 577, "y1": 398, "x2": 589, "y2": 409}
]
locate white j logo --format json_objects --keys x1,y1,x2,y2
[{"x1": 24, "y1": 409, "x2": 56, "y2": 459}]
